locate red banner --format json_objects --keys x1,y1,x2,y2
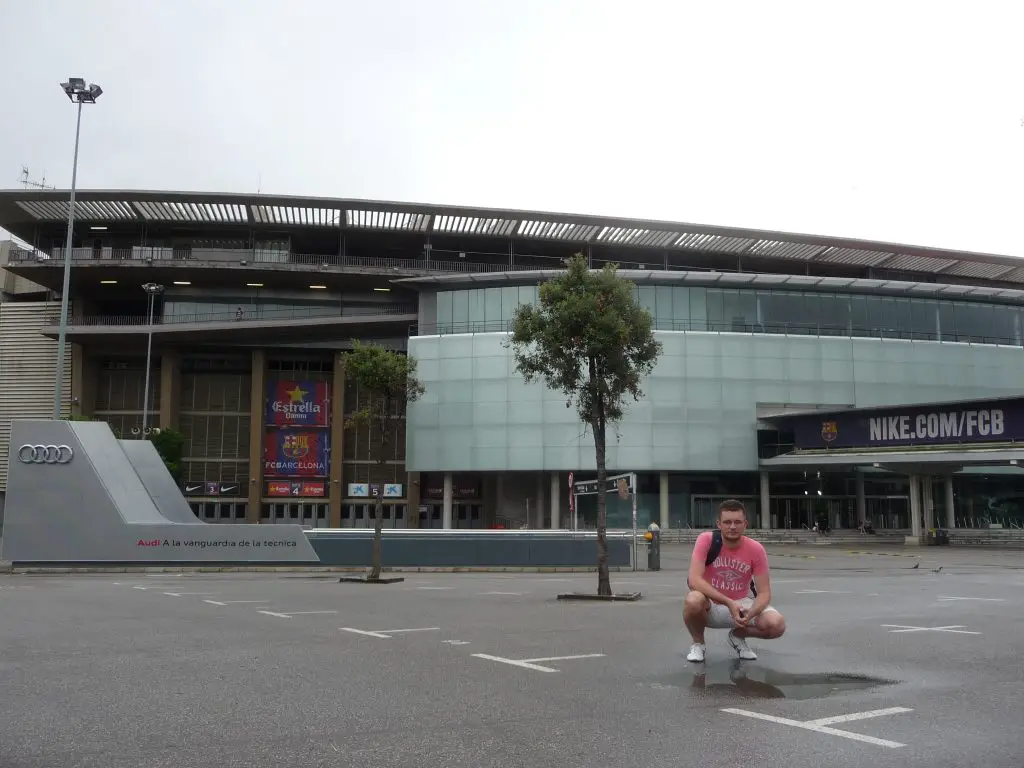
[
  {"x1": 266, "y1": 380, "x2": 330, "y2": 427},
  {"x1": 267, "y1": 481, "x2": 327, "y2": 498},
  {"x1": 263, "y1": 431, "x2": 330, "y2": 478}
]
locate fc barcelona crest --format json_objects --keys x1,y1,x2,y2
[
  {"x1": 821, "y1": 420, "x2": 838, "y2": 443},
  {"x1": 282, "y1": 433, "x2": 311, "y2": 459}
]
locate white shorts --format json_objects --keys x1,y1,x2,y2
[{"x1": 706, "y1": 597, "x2": 778, "y2": 629}]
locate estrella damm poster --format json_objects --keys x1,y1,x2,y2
[
  {"x1": 263, "y1": 430, "x2": 330, "y2": 477},
  {"x1": 265, "y1": 380, "x2": 330, "y2": 427}
]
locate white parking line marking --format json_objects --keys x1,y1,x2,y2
[
  {"x1": 472, "y1": 654, "x2": 559, "y2": 672},
  {"x1": 379, "y1": 628, "x2": 440, "y2": 635},
  {"x1": 340, "y1": 628, "x2": 391, "y2": 638},
  {"x1": 936, "y1": 596, "x2": 1006, "y2": 602},
  {"x1": 481, "y1": 591, "x2": 524, "y2": 596},
  {"x1": 471, "y1": 653, "x2": 605, "y2": 673},
  {"x1": 443, "y1": 640, "x2": 471, "y2": 646},
  {"x1": 163, "y1": 592, "x2": 215, "y2": 597},
  {"x1": 340, "y1": 626, "x2": 440, "y2": 639},
  {"x1": 258, "y1": 610, "x2": 338, "y2": 619},
  {"x1": 722, "y1": 707, "x2": 911, "y2": 749},
  {"x1": 806, "y1": 707, "x2": 914, "y2": 726},
  {"x1": 882, "y1": 624, "x2": 982, "y2": 635},
  {"x1": 203, "y1": 600, "x2": 269, "y2": 606}
]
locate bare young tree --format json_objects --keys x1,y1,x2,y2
[
  {"x1": 344, "y1": 341, "x2": 425, "y2": 581},
  {"x1": 506, "y1": 254, "x2": 661, "y2": 595}
]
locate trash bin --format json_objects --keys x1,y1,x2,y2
[
  {"x1": 925, "y1": 530, "x2": 937, "y2": 546},
  {"x1": 936, "y1": 529, "x2": 950, "y2": 546},
  {"x1": 645, "y1": 523, "x2": 661, "y2": 571}
]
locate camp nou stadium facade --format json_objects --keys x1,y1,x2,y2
[{"x1": 2, "y1": 188, "x2": 1024, "y2": 535}]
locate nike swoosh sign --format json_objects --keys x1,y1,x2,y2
[{"x1": 185, "y1": 485, "x2": 200, "y2": 492}]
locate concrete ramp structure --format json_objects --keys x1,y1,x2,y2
[
  {"x1": 118, "y1": 439, "x2": 203, "y2": 525},
  {"x1": 1, "y1": 419, "x2": 320, "y2": 565}
]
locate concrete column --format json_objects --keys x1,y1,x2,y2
[
  {"x1": 659, "y1": 472, "x2": 670, "y2": 529},
  {"x1": 406, "y1": 472, "x2": 421, "y2": 528},
  {"x1": 855, "y1": 471, "x2": 866, "y2": 527},
  {"x1": 442, "y1": 472, "x2": 453, "y2": 529},
  {"x1": 535, "y1": 472, "x2": 546, "y2": 528},
  {"x1": 158, "y1": 349, "x2": 180, "y2": 430},
  {"x1": 495, "y1": 474, "x2": 505, "y2": 525},
  {"x1": 246, "y1": 349, "x2": 266, "y2": 523},
  {"x1": 329, "y1": 354, "x2": 345, "y2": 528},
  {"x1": 922, "y1": 477, "x2": 935, "y2": 530},
  {"x1": 908, "y1": 474, "x2": 922, "y2": 540},
  {"x1": 944, "y1": 476, "x2": 956, "y2": 529},
  {"x1": 759, "y1": 471, "x2": 771, "y2": 529},
  {"x1": 550, "y1": 472, "x2": 561, "y2": 529},
  {"x1": 71, "y1": 345, "x2": 96, "y2": 419}
]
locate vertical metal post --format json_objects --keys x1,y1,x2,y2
[
  {"x1": 141, "y1": 289, "x2": 156, "y2": 433},
  {"x1": 631, "y1": 472, "x2": 638, "y2": 571},
  {"x1": 54, "y1": 99, "x2": 84, "y2": 419}
]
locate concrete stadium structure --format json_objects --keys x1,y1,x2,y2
[{"x1": 2, "y1": 188, "x2": 1024, "y2": 538}]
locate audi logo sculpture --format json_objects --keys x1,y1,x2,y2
[{"x1": 17, "y1": 444, "x2": 74, "y2": 464}]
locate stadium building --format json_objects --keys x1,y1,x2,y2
[{"x1": 2, "y1": 188, "x2": 1024, "y2": 537}]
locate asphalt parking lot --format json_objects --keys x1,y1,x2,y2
[{"x1": 1, "y1": 548, "x2": 1023, "y2": 768}]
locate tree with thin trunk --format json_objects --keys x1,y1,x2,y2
[
  {"x1": 506, "y1": 254, "x2": 662, "y2": 596},
  {"x1": 343, "y1": 341, "x2": 425, "y2": 581}
]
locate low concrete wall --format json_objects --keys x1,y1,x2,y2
[{"x1": 306, "y1": 530, "x2": 634, "y2": 569}]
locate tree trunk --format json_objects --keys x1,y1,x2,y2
[
  {"x1": 369, "y1": 488, "x2": 384, "y2": 581},
  {"x1": 591, "y1": 363, "x2": 611, "y2": 597},
  {"x1": 368, "y1": 398, "x2": 388, "y2": 581}
]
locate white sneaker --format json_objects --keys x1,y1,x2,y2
[
  {"x1": 686, "y1": 643, "x2": 706, "y2": 662},
  {"x1": 728, "y1": 630, "x2": 757, "y2": 660}
]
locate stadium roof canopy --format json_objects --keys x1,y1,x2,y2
[{"x1": 2, "y1": 188, "x2": 1024, "y2": 283}]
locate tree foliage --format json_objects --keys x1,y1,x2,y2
[
  {"x1": 506, "y1": 254, "x2": 662, "y2": 595},
  {"x1": 149, "y1": 428, "x2": 186, "y2": 482},
  {"x1": 343, "y1": 341, "x2": 425, "y2": 581}
]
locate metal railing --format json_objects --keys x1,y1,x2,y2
[
  {"x1": 411, "y1": 318, "x2": 1024, "y2": 346},
  {"x1": 41, "y1": 303, "x2": 416, "y2": 328},
  {"x1": 7, "y1": 246, "x2": 534, "y2": 275}
]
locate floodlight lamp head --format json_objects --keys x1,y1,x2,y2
[{"x1": 61, "y1": 78, "x2": 103, "y2": 103}]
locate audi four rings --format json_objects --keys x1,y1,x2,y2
[{"x1": 17, "y1": 444, "x2": 74, "y2": 464}]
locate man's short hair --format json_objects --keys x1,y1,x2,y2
[{"x1": 718, "y1": 499, "x2": 747, "y2": 517}]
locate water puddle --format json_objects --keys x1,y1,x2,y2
[{"x1": 646, "y1": 660, "x2": 897, "y2": 700}]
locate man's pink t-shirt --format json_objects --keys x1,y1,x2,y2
[{"x1": 691, "y1": 531, "x2": 769, "y2": 601}]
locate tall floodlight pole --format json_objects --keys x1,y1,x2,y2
[
  {"x1": 54, "y1": 77, "x2": 103, "y2": 418},
  {"x1": 140, "y1": 282, "x2": 164, "y2": 434}
]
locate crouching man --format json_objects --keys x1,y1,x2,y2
[{"x1": 684, "y1": 499, "x2": 786, "y2": 662}]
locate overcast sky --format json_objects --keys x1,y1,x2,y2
[{"x1": 2, "y1": 0, "x2": 1023, "y2": 256}]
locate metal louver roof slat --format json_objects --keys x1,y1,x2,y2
[
  {"x1": 942, "y1": 261, "x2": 1020, "y2": 279},
  {"x1": 882, "y1": 254, "x2": 957, "y2": 272}
]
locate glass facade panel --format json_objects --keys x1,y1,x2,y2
[
  {"x1": 434, "y1": 284, "x2": 1024, "y2": 347},
  {"x1": 408, "y1": 331, "x2": 1024, "y2": 475}
]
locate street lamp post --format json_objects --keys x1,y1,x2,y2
[
  {"x1": 140, "y1": 282, "x2": 164, "y2": 434},
  {"x1": 54, "y1": 77, "x2": 103, "y2": 419}
]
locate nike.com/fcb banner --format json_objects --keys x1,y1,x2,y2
[
  {"x1": 266, "y1": 380, "x2": 330, "y2": 427},
  {"x1": 264, "y1": 431, "x2": 330, "y2": 477},
  {"x1": 790, "y1": 397, "x2": 1024, "y2": 450}
]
